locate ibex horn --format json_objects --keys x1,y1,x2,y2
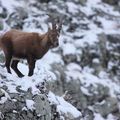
[
  {"x1": 58, "y1": 18, "x2": 62, "y2": 33},
  {"x1": 47, "y1": 13, "x2": 57, "y2": 30}
]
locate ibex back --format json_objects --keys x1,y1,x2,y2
[{"x1": 0, "y1": 19, "x2": 62, "y2": 77}]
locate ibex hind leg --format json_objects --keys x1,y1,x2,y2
[
  {"x1": 11, "y1": 60, "x2": 24, "y2": 78},
  {"x1": 4, "y1": 50, "x2": 12, "y2": 74},
  {"x1": 27, "y1": 56, "x2": 36, "y2": 76},
  {"x1": 5, "y1": 55, "x2": 12, "y2": 74}
]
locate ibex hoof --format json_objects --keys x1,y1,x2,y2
[{"x1": 18, "y1": 74, "x2": 24, "y2": 78}]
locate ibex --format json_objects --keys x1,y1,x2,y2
[{"x1": 0, "y1": 19, "x2": 62, "y2": 77}]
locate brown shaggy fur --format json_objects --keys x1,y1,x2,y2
[{"x1": 0, "y1": 21, "x2": 62, "y2": 77}]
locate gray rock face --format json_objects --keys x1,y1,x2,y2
[
  {"x1": 102, "y1": 0, "x2": 120, "y2": 5},
  {"x1": 98, "y1": 34, "x2": 120, "y2": 77},
  {"x1": 0, "y1": 89, "x2": 5, "y2": 97},
  {"x1": 82, "y1": 108, "x2": 94, "y2": 120},
  {"x1": 0, "y1": 3, "x2": 7, "y2": 19},
  {"x1": 6, "y1": 7, "x2": 28, "y2": 29},
  {"x1": 0, "y1": 88, "x2": 51, "y2": 120},
  {"x1": 37, "y1": 0, "x2": 51, "y2": 3},
  {"x1": 94, "y1": 97, "x2": 119, "y2": 117},
  {"x1": 63, "y1": 80, "x2": 88, "y2": 110},
  {"x1": 78, "y1": 0, "x2": 87, "y2": 5},
  {"x1": 34, "y1": 94, "x2": 51, "y2": 118}
]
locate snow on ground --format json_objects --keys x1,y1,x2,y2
[
  {"x1": 66, "y1": 63, "x2": 120, "y2": 98},
  {"x1": 62, "y1": 43, "x2": 77, "y2": 56},
  {"x1": 94, "y1": 113, "x2": 118, "y2": 120},
  {"x1": 0, "y1": 63, "x2": 56, "y2": 94},
  {"x1": 0, "y1": 0, "x2": 24, "y2": 13},
  {"x1": 48, "y1": 91, "x2": 82, "y2": 119},
  {"x1": 26, "y1": 99, "x2": 35, "y2": 111}
]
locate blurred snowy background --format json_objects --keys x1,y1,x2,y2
[{"x1": 0, "y1": 0, "x2": 120, "y2": 120}]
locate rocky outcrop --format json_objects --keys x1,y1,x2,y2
[
  {"x1": 6, "y1": 7, "x2": 28, "y2": 29},
  {"x1": 93, "y1": 97, "x2": 119, "y2": 117},
  {"x1": 0, "y1": 88, "x2": 51, "y2": 120},
  {"x1": 98, "y1": 33, "x2": 120, "y2": 78}
]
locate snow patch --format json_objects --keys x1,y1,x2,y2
[
  {"x1": 48, "y1": 91, "x2": 81, "y2": 118},
  {"x1": 26, "y1": 99, "x2": 35, "y2": 111}
]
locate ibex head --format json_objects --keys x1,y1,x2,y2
[{"x1": 47, "y1": 17, "x2": 62, "y2": 48}]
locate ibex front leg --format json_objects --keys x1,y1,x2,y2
[{"x1": 27, "y1": 56, "x2": 36, "y2": 76}]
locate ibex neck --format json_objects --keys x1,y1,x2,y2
[
  {"x1": 39, "y1": 32, "x2": 50, "y2": 48},
  {"x1": 37, "y1": 32, "x2": 51, "y2": 58}
]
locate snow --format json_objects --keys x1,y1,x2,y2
[
  {"x1": 92, "y1": 58, "x2": 100, "y2": 64},
  {"x1": 81, "y1": 86, "x2": 92, "y2": 96},
  {"x1": 94, "y1": 113, "x2": 105, "y2": 120},
  {"x1": 36, "y1": 51, "x2": 64, "y2": 70},
  {"x1": 94, "y1": 113, "x2": 118, "y2": 120},
  {"x1": 62, "y1": 43, "x2": 76, "y2": 56},
  {"x1": 107, "y1": 114, "x2": 118, "y2": 120},
  {"x1": 0, "y1": 68, "x2": 49, "y2": 94},
  {"x1": 26, "y1": 99, "x2": 35, "y2": 111},
  {"x1": 66, "y1": 63, "x2": 82, "y2": 72},
  {"x1": 0, "y1": 0, "x2": 23, "y2": 13},
  {"x1": 66, "y1": 66, "x2": 120, "y2": 97},
  {"x1": 0, "y1": 89, "x2": 10, "y2": 104},
  {"x1": 66, "y1": 2, "x2": 79, "y2": 14},
  {"x1": 48, "y1": 91, "x2": 81, "y2": 118}
]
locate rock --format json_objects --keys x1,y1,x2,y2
[
  {"x1": 80, "y1": 44, "x2": 96, "y2": 68},
  {"x1": 0, "y1": 89, "x2": 5, "y2": 98},
  {"x1": 67, "y1": 23, "x2": 79, "y2": 32},
  {"x1": 98, "y1": 33, "x2": 109, "y2": 69},
  {"x1": 63, "y1": 54, "x2": 77, "y2": 64},
  {"x1": 0, "y1": 87, "x2": 51, "y2": 120},
  {"x1": 48, "y1": 63, "x2": 65, "y2": 96},
  {"x1": 49, "y1": 64, "x2": 87, "y2": 110},
  {"x1": 37, "y1": 0, "x2": 51, "y2": 3},
  {"x1": 93, "y1": 97, "x2": 119, "y2": 117},
  {"x1": 102, "y1": 0, "x2": 120, "y2": 6},
  {"x1": 34, "y1": 94, "x2": 51, "y2": 119},
  {"x1": 0, "y1": 20, "x2": 4, "y2": 30},
  {"x1": 77, "y1": 0, "x2": 87, "y2": 6},
  {"x1": 106, "y1": 34, "x2": 120, "y2": 77},
  {"x1": 0, "y1": 100, "x2": 16, "y2": 113},
  {"x1": 6, "y1": 7, "x2": 28, "y2": 29},
  {"x1": 107, "y1": 34, "x2": 120, "y2": 44},
  {"x1": 92, "y1": 58, "x2": 102, "y2": 75},
  {"x1": 0, "y1": 4, "x2": 7, "y2": 19},
  {"x1": 62, "y1": 43, "x2": 77, "y2": 64},
  {"x1": 82, "y1": 108, "x2": 94, "y2": 120},
  {"x1": 64, "y1": 80, "x2": 87, "y2": 110},
  {"x1": 51, "y1": 104, "x2": 60, "y2": 120},
  {"x1": 87, "y1": 84, "x2": 109, "y2": 104}
]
